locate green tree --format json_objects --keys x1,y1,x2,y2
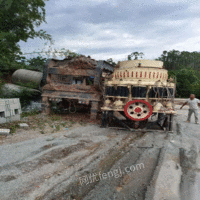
[
  {"x1": 133, "y1": 52, "x2": 139, "y2": 60},
  {"x1": 128, "y1": 55, "x2": 131, "y2": 60},
  {"x1": 139, "y1": 52, "x2": 144, "y2": 59},
  {"x1": 157, "y1": 50, "x2": 200, "y2": 98},
  {"x1": 106, "y1": 58, "x2": 117, "y2": 66},
  {"x1": 127, "y1": 52, "x2": 144, "y2": 60},
  {"x1": 157, "y1": 50, "x2": 200, "y2": 70},
  {"x1": 0, "y1": 0, "x2": 52, "y2": 73},
  {"x1": 175, "y1": 68, "x2": 199, "y2": 98},
  {"x1": 25, "y1": 56, "x2": 47, "y2": 72}
]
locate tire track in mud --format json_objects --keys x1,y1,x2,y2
[
  {"x1": 81, "y1": 148, "x2": 162, "y2": 200},
  {"x1": 15, "y1": 142, "x2": 87, "y2": 173},
  {"x1": 0, "y1": 128, "x2": 146, "y2": 200},
  {"x1": 0, "y1": 140, "x2": 104, "y2": 200},
  {"x1": 0, "y1": 140, "x2": 102, "y2": 200},
  {"x1": 40, "y1": 132, "x2": 146, "y2": 200},
  {"x1": 0, "y1": 142, "x2": 87, "y2": 175},
  {"x1": 0, "y1": 130, "x2": 129, "y2": 199}
]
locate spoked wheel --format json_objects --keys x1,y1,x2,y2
[{"x1": 124, "y1": 100, "x2": 153, "y2": 121}]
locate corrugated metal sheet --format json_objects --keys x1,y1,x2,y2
[{"x1": 97, "y1": 60, "x2": 114, "y2": 72}]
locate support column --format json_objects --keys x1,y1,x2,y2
[
  {"x1": 101, "y1": 111, "x2": 107, "y2": 127},
  {"x1": 42, "y1": 96, "x2": 51, "y2": 114},
  {"x1": 90, "y1": 101, "x2": 99, "y2": 120}
]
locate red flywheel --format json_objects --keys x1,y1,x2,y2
[{"x1": 124, "y1": 100, "x2": 153, "y2": 121}]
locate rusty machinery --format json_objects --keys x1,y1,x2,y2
[
  {"x1": 41, "y1": 56, "x2": 113, "y2": 120},
  {"x1": 41, "y1": 56, "x2": 101, "y2": 120},
  {"x1": 101, "y1": 60, "x2": 176, "y2": 131}
]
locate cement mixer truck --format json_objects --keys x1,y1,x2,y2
[{"x1": 101, "y1": 60, "x2": 176, "y2": 131}]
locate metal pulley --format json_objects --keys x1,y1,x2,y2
[{"x1": 124, "y1": 100, "x2": 153, "y2": 121}]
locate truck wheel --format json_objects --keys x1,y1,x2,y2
[{"x1": 124, "y1": 100, "x2": 153, "y2": 121}]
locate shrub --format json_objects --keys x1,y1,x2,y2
[{"x1": 0, "y1": 87, "x2": 40, "y2": 108}]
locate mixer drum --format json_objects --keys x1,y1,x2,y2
[{"x1": 124, "y1": 100, "x2": 153, "y2": 121}]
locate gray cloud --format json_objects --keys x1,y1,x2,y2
[{"x1": 19, "y1": 0, "x2": 200, "y2": 61}]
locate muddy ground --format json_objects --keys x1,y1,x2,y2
[
  {"x1": 0, "y1": 106, "x2": 200, "y2": 200},
  {"x1": 0, "y1": 111, "x2": 100, "y2": 145}
]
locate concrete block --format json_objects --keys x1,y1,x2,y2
[
  {"x1": 19, "y1": 123, "x2": 29, "y2": 129},
  {"x1": 0, "y1": 98, "x2": 21, "y2": 124},
  {"x1": 0, "y1": 129, "x2": 10, "y2": 135}
]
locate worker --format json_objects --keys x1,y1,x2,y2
[{"x1": 180, "y1": 94, "x2": 200, "y2": 124}]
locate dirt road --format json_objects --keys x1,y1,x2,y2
[{"x1": 1, "y1": 106, "x2": 200, "y2": 200}]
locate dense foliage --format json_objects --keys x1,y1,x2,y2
[
  {"x1": 0, "y1": 87, "x2": 40, "y2": 108},
  {"x1": 23, "y1": 56, "x2": 47, "y2": 72},
  {"x1": 157, "y1": 50, "x2": 200, "y2": 98},
  {"x1": 128, "y1": 52, "x2": 144, "y2": 60},
  {"x1": 0, "y1": 0, "x2": 50, "y2": 107},
  {"x1": 0, "y1": 0, "x2": 51, "y2": 73},
  {"x1": 157, "y1": 50, "x2": 200, "y2": 70}
]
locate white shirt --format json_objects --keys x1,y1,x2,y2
[{"x1": 186, "y1": 98, "x2": 200, "y2": 110}]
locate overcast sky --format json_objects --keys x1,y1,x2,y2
[{"x1": 19, "y1": 0, "x2": 200, "y2": 62}]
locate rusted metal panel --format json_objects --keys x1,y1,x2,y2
[
  {"x1": 97, "y1": 60, "x2": 114, "y2": 72},
  {"x1": 42, "y1": 91, "x2": 100, "y2": 101},
  {"x1": 48, "y1": 68, "x2": 97, "y2": 76}
]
